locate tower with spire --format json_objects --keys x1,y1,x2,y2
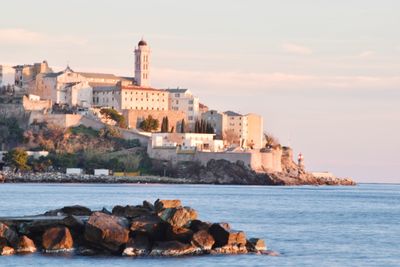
[{"x1": 134, "y1": 38, "x2": 150, "y2": 87}]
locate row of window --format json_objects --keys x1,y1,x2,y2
[{"x1": 124, "y1": 98, "x2": 165, "y2": 102}]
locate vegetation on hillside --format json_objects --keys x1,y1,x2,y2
[
  {"x1": 100, "y1": 108, "x2": 127, "y2": 128},
  {"x1": 140, "y1": 115, "x2": 159, "y2": 132},
  {"x1": 0, "y1": 117, "x2": 24, "y2": 149}
]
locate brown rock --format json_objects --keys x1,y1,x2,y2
[
  {"x1": 44, "y1": 205, "x2": 92, "y2": 216},
  {"x1": 112, "y1": 205, "x2": 151, "y2": 218},
  {"x1": 191, "y1": 230, "x2": 215, "y2": 250},
  {"x1": 84, "y1": 212, "x2": 129, "y2": 252},
  {"x1": 130, "y1": 214, "x2": 167, "y2": 241},
  {"x1": 0, "y1": 246, "x2": 15, "y2": 256},
  {"x1": 189, "y1": 220, "x2": 211, "y2": 232},
  {"x1": 209, "y1": 223, "x2": 246, "y2": 248},
  {"x1": 158, "y1": 207, "x2": 197, "y2": 228},
  {"x1": 123, "y1": 232, "x2": 151, "y2": 256},
  {"x1": 246, "y1": 238, "x2": 267, "y2": 252},
  {"x1": 149, "y1": 240, "x2": 201, "y2": 256},
  {"x1": 154, "y1": 199, "x2": 182, "y2": 212},
  {"x1": 0, "y1": 222, "x2": 19, "y2": 248},
  {"x1": 42, "y1": 226, "x2": 73, "y2": 251},
  {"x1": 166, "y1": 226, "x2": 193, "y2": 243},
  {"x1": 17, "y1": 235, "x2": 37, "y2": 253}
]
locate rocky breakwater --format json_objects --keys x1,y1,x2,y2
[{"x1": 0, "y1": 200, "x2": 277, "y2": 257}]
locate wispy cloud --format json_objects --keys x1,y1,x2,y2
[
  {"x1": 282, "y1": 42, "x2": 313, "y2": 55},
  {"x1": 152, "y1": 67, "x2": 400, "y2": 93},
  {"x1": 0, "y1": 28, "x2": 87, "y2": 46},
  {"x1": 358, "y1": 50, "x2": 375, "y2": 58}
]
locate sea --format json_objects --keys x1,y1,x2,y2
[{"x1": 0, "y1": 183, "x2": 399, "y2": 267}]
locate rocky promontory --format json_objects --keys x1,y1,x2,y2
[{"x1": 0, "y1": 200, "x2": 276, "y2": 257}]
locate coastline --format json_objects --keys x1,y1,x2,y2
[{"x1": 0, "y1": 171, "x2": 356, "y2": 186}]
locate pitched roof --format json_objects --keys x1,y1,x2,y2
[
  {"x1": 165, "y1": 88, "x2": 189, "y2": 93},
  {"x1": 44, "y1": 71, "x2": 63, "y2": 78},
  {"x1": 224, "y1": 110, "x2": 242, "y2": 116},
  {"x1": 78, "y1": 72, "x2": 120, "y2": 79}
]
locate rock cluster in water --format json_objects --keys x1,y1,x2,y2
[{"x1": 0, "y1": 200, "x2": 276, "y2": 257}]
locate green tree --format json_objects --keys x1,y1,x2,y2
[
  {"x1": 180, "y1": 119, "x2": 186, "y2": 133},
  {"x1": 100, "y1": 108, "x2": 127, "y2": 128},
  {"x1": 140, "y1": 115, "x2": 159, "y2": 132},
  {"x1": 4, "y1": 148, "x2": 30, "y2": 172},
  {"x1": 160, "y1": 116, "x2": 169, "y2": 133},
  {"x1": 0, "y1": 117, "x2": 24, "y2": 149}
]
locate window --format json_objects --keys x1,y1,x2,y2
[
  {"x1": 189, "y1": 100, "x2": 193, "y2": 104},
  {"x1": 188, "y1": 116, "x2": 193, "y2": 121},
  {"x1": 189, "y1": 107, "x2": 193, "y2": 111},
  {"x1": 176, "y1": 100, "x2": 179, "y2": 104},
  {"x1": 175, "y1": 93, "x2": 180, "y2": 97}
]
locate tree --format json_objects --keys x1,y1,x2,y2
[
  {"x1": 224, "y1": 129, "x2": 239, "y2": 147},
  {"x1": 4, "y1": 148, "x2": 30, "y2": 172},
  {"x1": 264, "y1": 132, "x2": 280, "y2": 149},
  {"x1": 139, "y1": 115, "x2": 159, "y2": 132},
  {"x1": 161, "y1": 116, "x2": 169, "y2": 133},
  {"x1": 180, "y1": 119, "x2": 186, "y2": 133},
  {"x1": 193, "y1": 119, "x2": 214, "y2": 134},
  {"x1": 100, "y1": 108, "x2": 127, "y2": 128},
  {"x1": 0, "y1": 117, "x2": 24, "y2": 149}
]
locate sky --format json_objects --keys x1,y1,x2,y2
[{"x1": 1, "y1": 0, "x2": 399, "y2": 183}]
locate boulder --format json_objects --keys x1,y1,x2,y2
[
  {"x1": 209, "y1": 223, "x2": 246, "y2": 248},
  {"x1": 130, "y1": 214, "x2": 167, "y2": 241},
  {"x1": 84, "y1": 212, "x2": 129, "y2": 252},
  {"x1": 166, "y1": 226, "x2": 193, "y2": 243},
  {"x1": 0, "y1": 222, "x2": 19, "y2": 248},
  {"x1": 44, "y1": 205, "x2": 92, "y2": 216},
  {"x1": 42, "y1": 226, "x2": 73, "y2": 251},
  {"x1": 154, "y1": 199, "x2": 182, "y2": 212},
  {"x1": 16, "y1": 235, "x2": 37, "y2": 253},
  {"x1": 142, "y1": 200, "x2": 155, "y2": 211},
  {"x1": 246, "y1": 238, "x2": 267, "y2": 252},
  {"x1": 191, "y1": 230, "x2": 215, "y2": 250},
  {"x1": 112, "y1": 205, "x2": 150, "y2": 218},
  {"x1": 18, "y1": 220, "x2": 61, "y2": 236},
  {"x1": 0, "y1": 246, "x2": 15, "y2": 256},
  {"x1": 189, "y1": 220, "x2": 211, "y2": 232},
  {"x1": 158, "y1": 207, "x2": 197, "y2": 228},
  {"x1": 123, "y1": 233, "x2": 151, "y2": 256},
  {"x1": 149, "y1": 241, "x2": 201, "y2": 256}
]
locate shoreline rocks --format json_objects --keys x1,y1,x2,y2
[
  {"x1": 0, "y1": 167, "x2": 356, "y2": 186},
  {"x1": 0, "y1": 199, "x2": 276, "y2": 258}
]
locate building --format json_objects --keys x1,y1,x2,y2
[
  {"x1": 35, "y1": 66, "x2": 133, "y2": 107},
  {"x1": 0, "y1": 65, "x2": 16, "y2": 87},
  {"x1": 202, "y1": 110, "x2": 263, "y2": 149},
  {"x1": 13, "y1": 61, "x2": 52, "y2": 91},
  {"x1": 134, "y1": 39, "x2": 150, "y2": 87},
  {"x1": 166, "y1": 88, "x2": 200, "y2": 125},
  {"x1": 93, "y1": 83, "x2": 168, "y2": 112},
  {"x1": 150, "y1": 132, "x2": 224, "y2": 152},
  {"x1": 201, "y1": 110, "x2": 227, "y2": 139}
]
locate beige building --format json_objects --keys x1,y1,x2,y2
[
  {"x1": 166, "y1": 88, "x2": 200, "y2": 125},
  {"x1": 93, "y1": 84, "x2": 168, "y2": 112},
  {"x1": 13, "y1": 61, "x2": 52, "y2": 91},
  {"x1": 202, "y1": 110, "x2": 263, "y2": 149}
]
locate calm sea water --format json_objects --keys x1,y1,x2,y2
[{"x1": 0, "y1": 183, "x2": 399, "y2": 267}]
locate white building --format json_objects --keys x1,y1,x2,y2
[
  {"x1": 151, "y1": 132, "x2": 223, "y2": 152},
  {"x1": 166, "y1": 88, "x2": 200, "y2": 125},
  {"x1": 134, "y1": 39, "x2": 150, "y2": 87}
]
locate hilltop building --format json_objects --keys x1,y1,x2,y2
[
  {"x1": 202, "y1": 110, "x2": 263, "y2": 149},
  {"x1": 134, "y1": 39, "x2": 150, "y2": 87},
  {"x1": 13, "y1": 61, "x2": 52, "y2": 91},
  {"x1": 165, "y1": 88, "x2": 200, "y2": 126}
]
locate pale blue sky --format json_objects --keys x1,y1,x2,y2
[{"x1": 1, "y1": 0, "x2": 399, "y2": 182}]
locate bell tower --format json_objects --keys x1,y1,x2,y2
[{"x1": 134, "y1": 38, "x2": 150, "y2": 87}]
